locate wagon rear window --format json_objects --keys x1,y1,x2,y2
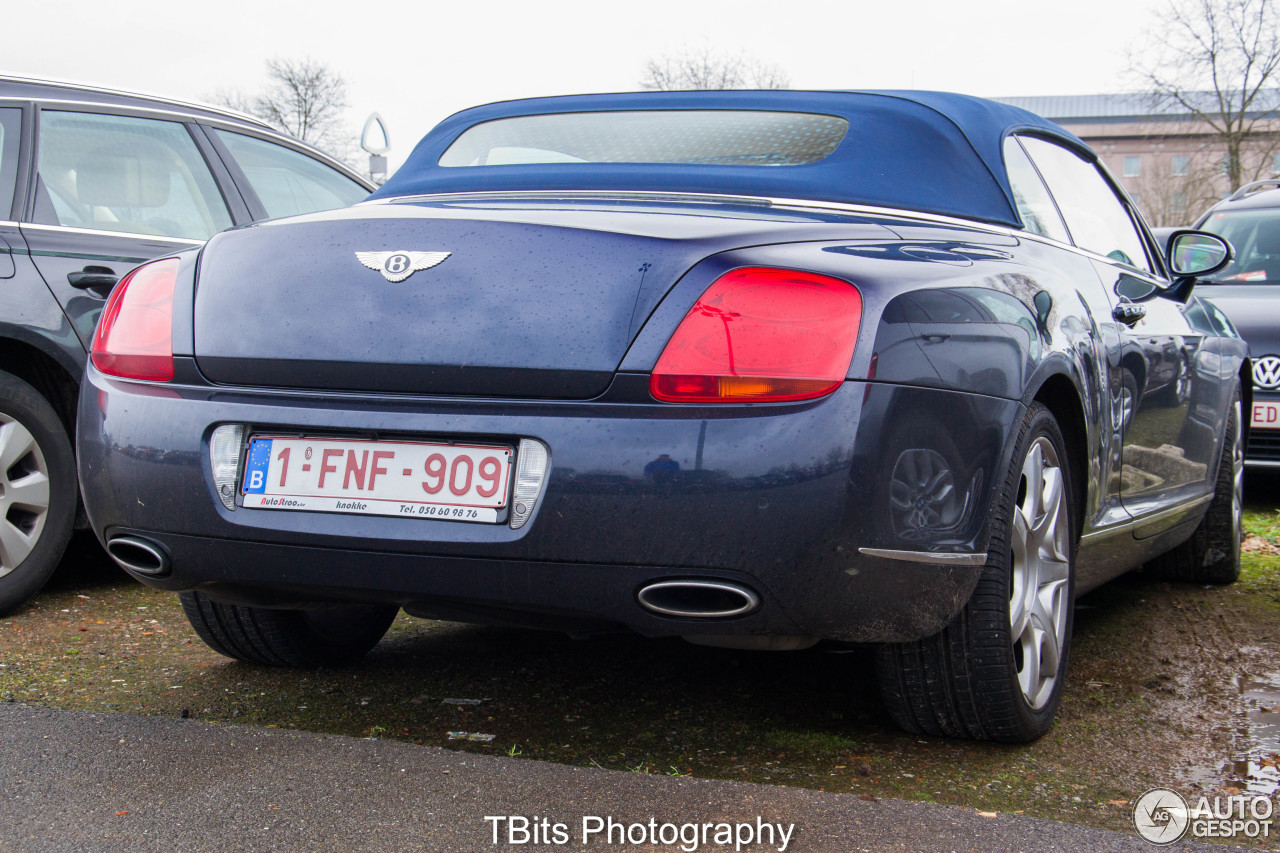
[{"x1": 438, "y1": 110, "x2": 849, "y2": 168}]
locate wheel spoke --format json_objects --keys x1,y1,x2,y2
[
  {"x1": 1032, "y1": 467, "x2": 1065, "y2": 560},
  {"x1": 1021, "y1": 443, "x2": 1044, "y2": 518},
  {"x1": 0, "y1": 419, "x2": 37, "y2": 474},
  {"x1": 1009, "y1": 508, "x2": 1031, "y2": 636},
  {"x1": 1032, "y1": 579, "x2": 1067, "y2": 654},
  {"x1": 1018, "y1": 627, "x2": 1044, "y2": 699},
  {"x1": 5, "y1": 470, "x2": 49, "y2": 512},
  {"x1": 0, "y1": 517, "x2": 34, "y2": 572}
]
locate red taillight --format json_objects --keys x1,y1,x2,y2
[
  {"x1": 90, "y1": 258, "x2": 179, "y2": 381},
  {"x1": 650, "y1": 267, "x2": 862, "y2": 403}
]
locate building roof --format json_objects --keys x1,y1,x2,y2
[
  {"x1": 994, "y1": 92, "x2": 1280, "y2": 124},
  {"x1": 371, "y1": 90, "x2": 1086, "y2": 228}
]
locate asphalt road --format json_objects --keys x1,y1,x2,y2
[{"x1": 0, "y1": 704, "x2": 1245, "y2": 853}]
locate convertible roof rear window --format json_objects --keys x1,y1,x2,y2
[{"x1": 438, "y1": 111, "x2": 849, "y2": 168}]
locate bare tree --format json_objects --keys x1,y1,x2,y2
[
  {"x1": 1130, "y1": 0, "x2": 1280, "y2": 191},
  {"x1": 640, "y1": 46, "x2": 790, "y2": 91},
  {"x1": 210, "y1": 57, "x2": 355, "y2": 163},
  {"x1": 1128, "y1": 146, "x2": 1225, "y2": 225}
]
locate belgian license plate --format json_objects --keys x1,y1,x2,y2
[
  {"x1": 240, "y1": 436, "x2": 512, "y2": 523},
  {"x1": 1252, "y1": 402, "x2": 1280, "y2": 429}
]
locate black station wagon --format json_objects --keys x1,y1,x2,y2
[{"x1": 0, "y1": 76, "x2": 373, "y2": 613}]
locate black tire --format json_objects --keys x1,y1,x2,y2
[
  {"x1": 875, "y1": 403, "x2": 1076, "y2": 742},
  {"x1": 179, "y1": 591, "x2": 398, "y2": 667},
  {"x1": 1144, "y1": 387, "x2": 1243, "y2": 584},
  {"x1": 0, "y1": 369, "x2": 76, "y2": 615}
]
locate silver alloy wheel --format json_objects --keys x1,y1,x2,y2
[
  {"x1": 1230, "y1": 399, "x2": 1243, "y2": 554},
  {"x1": 1175, "y1": 360, "x2": 1191, "y2": 402},
  {"x1": 1008, "y1": 436, "x2": 1070, "y2": 710},
  {"x1": 0, "y1": 413, "x2": 51, "y2": 578}
]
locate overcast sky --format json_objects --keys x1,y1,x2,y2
[{"x1": 4, "y1": 0, "x2": 1163, "y2": 174}]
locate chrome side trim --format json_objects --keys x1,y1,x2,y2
[
  {"x1": 3, "y1": 90, "x2": 371, "y2": 188},
  {"x1": 857, "y1": 548, "x2": 988, "y2": 566},
  {"x1": 19, "y1": 223, "x2": 204, "y2": 246},
  {"x1": 1080, "y1": 493, "x2": 1214, "y2": 544},
  {"x1": 0, "y1": 75, "x2": 273, "y2": 129},
  {"x1": 1245, "y1": 459, "x2": 1280, "y2": 469}
]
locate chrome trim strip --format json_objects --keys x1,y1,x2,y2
[
  {"x1": 19, "y1": 223, "x2": 203, "y2": 246},
  {"x1": 0, "y1": 76, "x2": 273, "y2": 130},
  {"x1": 1245, "y1": 459, "x2": 1280, "y2": 468},
  {"x1": 857, "y1": 548, "x2": 988, "y2": 566},
  {"x1": 1080, "y1": 493, "x2": 1214, "y2": 544},
  {"x1": 3, "y1": 89, "x2": 371, "y2": 187}
]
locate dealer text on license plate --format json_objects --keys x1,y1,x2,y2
[
  {"x1": 1253, "y1": 402, "x2": 1280, "y2": 429},
  {"x1": 241, "y1": 436, "x2": 512, "y2": 523}
]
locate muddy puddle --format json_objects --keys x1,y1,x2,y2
[{"x1": 1228, "y1": 669, "x2": 1280, "y2": 797}]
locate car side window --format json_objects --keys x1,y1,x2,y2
[
  {"x1": 1002, "y1": 137, "x2": 1070, "y2": 243},
  {"x1": 0, "y1": 109, "x2": 20, "y2": 220},
  {"x1": 1019, "y1": 136, "x2": 1153, "y2": 274},
  {"x1": 212, "y1": 129, "x2": 368, "y2": 219},
  {"x1": 32, "y1": 111, "x2": 232, "y2": 241}
]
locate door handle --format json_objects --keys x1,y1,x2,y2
[
  {"x1": 1113, "y1": 302, "x2": 1146, "y2": 327},
  {"x1": 67, "y1": 266, "x2": 119, "y2": 293}
]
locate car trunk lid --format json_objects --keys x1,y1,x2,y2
[{"x1": 192, "y1": 200, "x2": 897, "y2": 398}]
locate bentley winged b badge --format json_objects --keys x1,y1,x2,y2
[{"x1": 355, "y1": 250, "x2": 451, "y2": 283}]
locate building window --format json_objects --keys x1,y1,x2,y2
[
  {"x1": 1124, "y1": 155, "x2": 1141, "y2": 177},
  {"x1": 1273, "y1": 152, "x2": 1280, "y2": 174},
  {"x1": 1173, "y1": 155, "x2": 1190, "y2": 176}
]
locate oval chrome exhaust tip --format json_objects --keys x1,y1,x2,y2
[
  {"x1": 105, "y1": 536, "x2": 171, "y2": 577},
  {"x1": 637, "y1": 580, "x2": 760, "y2": 619}
]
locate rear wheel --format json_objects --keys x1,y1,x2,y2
[
  {"x1": 1144, "y1": 388, "x2": 1243, "y2": 584},
  {"x1": 179, "y1": 591, "x2": 398, "y2": 667},
  {"x1": 875, "y1": 403, "x2": 1075, "y2": 742},
  {"x1": 0, "y1": 370, "x2": 75, "y2": 615}
]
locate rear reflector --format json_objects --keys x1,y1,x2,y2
[
  {"x1": 210, "y1": 424, "x2": 245, "y2": 511},
  {"x1": 90, "y1": 258, "x2": 179, "y2": 381},
  {"x1": 650, "y1": 267, "x2": 862, "y2": 403}
]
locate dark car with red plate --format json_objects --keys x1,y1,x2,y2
[{"x1": 1185, "y1": 180, "x2": 1280, "y2": 466}]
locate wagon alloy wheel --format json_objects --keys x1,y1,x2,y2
[
  {"x1": 1229, "y1": 397, "x2": 1244, "y2": 559},
  {"x1": 0, "y1": 414, "x2": 51, "y2": 575},
  {"x1": 1144, "y1": 387, "x2": 1243, "y2": 584},
  {"x1": 0, "y1": 369, "x2": 76, "y2": 615},
  {"x1": 875, "y1": 402, "x2": 1076, "y2": 742},
  {"x1": 1008, "y1": 437, "x2": 1070, "y2": 710}
]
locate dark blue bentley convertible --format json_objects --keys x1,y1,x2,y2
[{"x1": 76, "y1": 91, "x2": 1246, "y2": 742}]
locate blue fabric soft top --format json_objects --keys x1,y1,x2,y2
[{"x1": 370, "y1": 90, "x2": 1089, "y2": 229}]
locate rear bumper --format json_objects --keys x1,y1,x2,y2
[{"x1": 77, "y1": 362, "x2": 1021, "y2": 642}]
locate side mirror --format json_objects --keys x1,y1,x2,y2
[{"x1": 1166, "y1": 230, "x2": 1233, "y2": 277}]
